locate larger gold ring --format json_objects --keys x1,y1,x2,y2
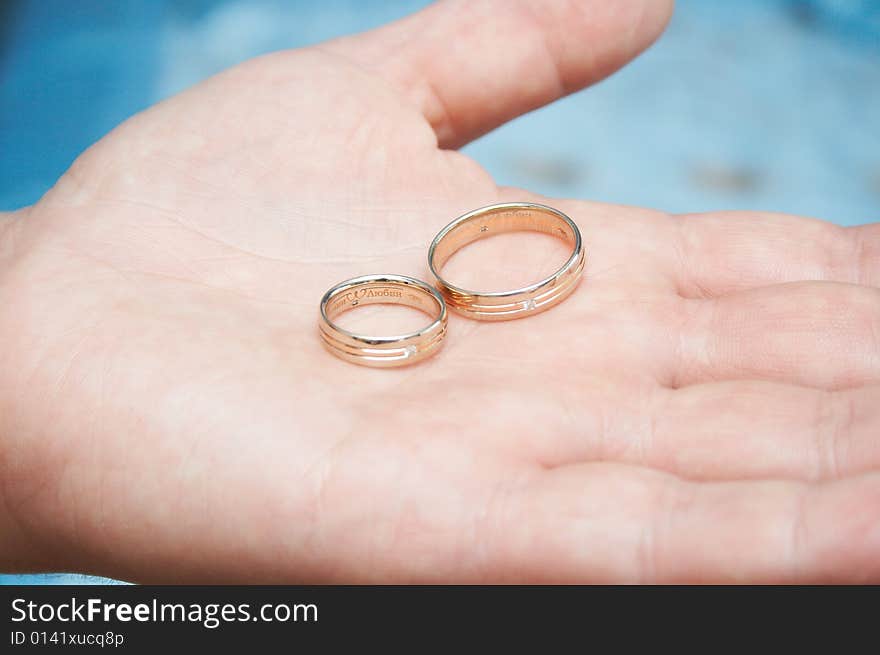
[
  {"x1": 319, "y1": 274, "x2": 447, "y2": 367},
  {"x1": 428, "y1": 202, "x2": 585, "y2": 320}
]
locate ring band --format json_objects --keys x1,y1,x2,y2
[
  {"x1": 319, "y1": 274, "x2": 447, "y2": 367},
  {"x1": 428, "y1": 202, "x2": 585, "y2": 320}
]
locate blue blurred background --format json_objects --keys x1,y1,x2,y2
[{"x1": 1, "y1": 0, "x2": 878, "y2": 584}]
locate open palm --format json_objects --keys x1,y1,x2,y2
[{"x1": 1, "y1": 0, "x2": 878, "y2": 582}]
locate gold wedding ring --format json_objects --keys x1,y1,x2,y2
[
  {"x1": 428, "y1": 202, "x2": 585, "y2": 320},
  {"x1": 319, "y1": 274, "x2": 447, "y2": 367}
]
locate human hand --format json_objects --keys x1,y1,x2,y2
[{"x1": 1, "y1": 0, "x2": 878, "y2": 582}]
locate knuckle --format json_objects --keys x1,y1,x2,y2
[{"x1": 812, "y1": 391, "x2": 855, "y2": 480}]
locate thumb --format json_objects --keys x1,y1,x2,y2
[{"x1": 325, "y1": 0, "x2": 674, "y2": 148}]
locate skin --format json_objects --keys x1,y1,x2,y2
[{"x1": 0, "y1": 0, "x2": 878, "y2": 583}]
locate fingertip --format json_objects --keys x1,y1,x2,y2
[
  {"x1": 802, "y1": 474, "x2": 880, "y2": 582},
  {"x1": 560, "y1": 0, "x2": 675, "y2": 84}
]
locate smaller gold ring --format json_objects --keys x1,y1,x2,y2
[
  {"x1": 428, "y1": 202, "x2": 585, "y2": 321},
  {"x1": 319, "y1": 274, "x2": 447, "y2": 367}
]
